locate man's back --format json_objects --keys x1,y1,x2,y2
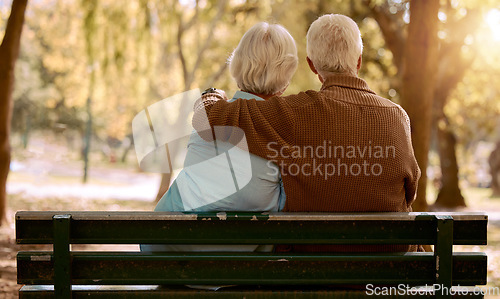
[
  {"x1": 194, "y1": 74, "x2": 420, "y2": 214},
  {"x1": 275, "y1": 74, "x2": 419, "y2": 213}
]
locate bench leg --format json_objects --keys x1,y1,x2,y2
[
  {"x1": 53, "y1": 214, "x2": 72, "y2": 299},
  {"x1": 435, "y1": 215, "x2": 453, "y2": 299}
]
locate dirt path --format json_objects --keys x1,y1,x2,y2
[{"x1": 1, "y1": 136, "x2": 163, "y2": 297}]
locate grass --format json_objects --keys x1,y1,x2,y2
[{"x1": 7, "y1": 193, "x2": 156, "y2": 217}]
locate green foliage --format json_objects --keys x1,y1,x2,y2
[
  {"x1": 3, "y1": 0, "x2": 500, "y2": 163},
  {"x1": 447, "y1": 54, "x2": 500, "y2": 146},
  {"x1": 358, "y1": 17, "x2": 398, "y2": 100}
]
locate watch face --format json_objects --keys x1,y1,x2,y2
[{"x1": 202, "y1": 88, "x2": 216, "y2": 95}]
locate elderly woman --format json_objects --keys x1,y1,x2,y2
[{"x1": 143, "y1": 22, "x2": 298, "y2": 252}]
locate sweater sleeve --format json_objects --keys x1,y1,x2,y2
[
  {"x1": 192, "y1": 92, "x2": 297, "y2": 162},
  {"x1": 397, "y1": 106, "x2": 421, "y2": 206}
]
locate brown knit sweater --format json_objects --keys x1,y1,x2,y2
[{"x1": 194, "y1": 74, "x2": 421, "y2": 252}]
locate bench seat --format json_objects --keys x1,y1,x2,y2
[
  {"x1": 19, "y1": 285, "x2": 486, "y2": 298},
  {"x1": 16, "y1": 211, "x2": 488, "y2": 298}
]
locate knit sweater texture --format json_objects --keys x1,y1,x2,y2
[{"x1": 194, "y1": 74, "x2": 421, "y2": 252}]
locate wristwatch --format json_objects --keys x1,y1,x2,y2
[{"x1": 202, "y1": 87, "x2": 217, "y2": 95}]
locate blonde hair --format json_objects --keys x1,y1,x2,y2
[
  {"x1": 229, "y1": 22, "x2": 298, "y2": 95},
  {"x1": 306, "y1": 14, "x2": 363, "y2": 75}
]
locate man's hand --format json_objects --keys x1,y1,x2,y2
[
  {"x1": 202, "y1": 87, "x2": 228, "y2": 100},
  {"x1": 194, "y1": 88, "x2": 228, "y2": 113}
]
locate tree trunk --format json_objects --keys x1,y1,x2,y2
[
  {"x1": 155, "y1": 173, "x2": 172, "y2": 203},
  {"x1": 399, "y1": 0, "x2": 440, "y2": 212},
  {"x1": 431, "y1": 45, "x2": 473, "y2": 208},
  {"x1": 82, "y1": 97, "x2": 92, "y2": 183},
  {"x1": 434, "y1": 116, "x2": 466, "y2": 208},
  {"x1": 82, "y1": 0, "x2": 97, "y2": 184},
  {"x1": 120, "y1": 136, "x2": 134, "y2": 163},
  {"x1": 153, "y1": 0, "x2": 227, "y2": 204},
  {"x1": 0, "y1": 0, "x2": 29, "y2": 225},
  {"x1": 489, "y1": 142, "x2": 500, "y2": 196},
  {"x1": 430, "y1": 46, "x2": 471, "y2": 209}
]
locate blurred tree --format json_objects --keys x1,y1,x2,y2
[
  {"x1": 490, "y1": 142, "x2": 500, "y2": 196},
  {"x1": 449, "y1": 38, "x2": 500, "y2": 192},
  {"x1": 13, "y1": 0, "x2": 159, "y2": 149},
  {"x1": 10, "y1": 0, "x2": 89, "y2": 150},
  {"x1": 0, "y1": 0, "x2": 28, "y2": 225},
  {"x1": 4, "y1": 0, "x2": 497, "y2": 208},
  {"x1": 81, "y1": 0, "x2": 98, "y2": 183},
  {"x1": 10, "y1": 0, "x2": 267, "y2": 197},
  {"x1": 431, "y1": 4, "x2": 481, "y2": 208},
  {"x1": 11, "y1": 40, "x2": 59, "y2": 147},
  {"x1": 399, "y1": 0, "x2": 440, "y2": 212},
  {"x1": 361, "y1": 0, "x2": 495, "y2": 210},
  {"x1": 154, "y1": 0, "x2": 229, "y2": 203}
]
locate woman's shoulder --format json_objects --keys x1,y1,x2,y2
[{"x1": 271, "y1": 90, "x2": 323, "y2": 108}]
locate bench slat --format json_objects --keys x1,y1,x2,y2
[
  {"x1": 15, "y1": 211, "x2": 489, "y2": 221},
  {"x1": 17, "y1": 252, "x2": 487, "y2": 286},
  {"x1": 15, "y1": 212, "x2": 487, "y2": 245},
  {"x1": 16, "y1": 211, "x2": 489, "y2": 298},
  {"x1": 18, "y1": 285, "x2": 486, "y2": 299}
]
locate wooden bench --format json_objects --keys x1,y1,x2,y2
[{"x1": 16, "y1": 211, "x2": 488, "y2": 298}]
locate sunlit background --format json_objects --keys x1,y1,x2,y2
[
  {"x1": 1, "y1": 0, "x2": 500, "y2": 296},
  {"x1": 486, "y1": 8, "x2": 500, "y2": 40}
]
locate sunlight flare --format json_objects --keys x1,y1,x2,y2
[{"x1": 486, "y1": 8, "x2": 500, "y2": 41}]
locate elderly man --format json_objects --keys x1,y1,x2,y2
[{"x1": 194, "y1": 14, "x2": 421, "y2": 252}]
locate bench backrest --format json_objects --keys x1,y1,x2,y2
[{"x1": 16, "y1": 211, "x2": 488, "y2": 297}]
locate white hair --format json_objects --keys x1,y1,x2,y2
[
  {"x1": 306, "y1": 14, "x2": 363, "y2": 76},
  {"x1": 228, "y1": 22, "x2": 298, "y2": 95}
]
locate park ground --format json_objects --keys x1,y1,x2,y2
[{"x1": 1, "y1": 135, "x2": 500, "y2": 298}]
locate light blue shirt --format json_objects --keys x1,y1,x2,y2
[{"x1": 142, "y1": 91, "x2": 285, "y2": 252}]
